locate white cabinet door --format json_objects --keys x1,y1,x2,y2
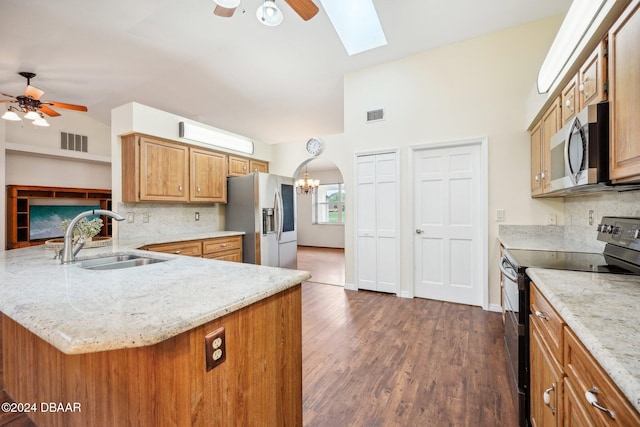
[{"x1": 356, "y1": 152, "x2": 399, "y2": 294}]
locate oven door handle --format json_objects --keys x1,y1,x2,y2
[{"x1": 499, "y1": 256, "x2": 518, "y2": 282}]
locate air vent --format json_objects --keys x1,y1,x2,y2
[
  {"x1": 366, "y1": 108, "x2": 384, "y2": 123},
  {"x1": 60, "y1": 132, "x2": 88, "y2": 153}
]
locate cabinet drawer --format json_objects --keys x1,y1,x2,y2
[
  {"x1": 203, "y1": 250, "x2": 243, "y2": 263},
  {"x1": 564, "y1": 327, "x2": 640, "y2": 426},
  {"x1": 203, "y1": 236, "x2": 242, "y2": 255},
  {"x1": 530, "y1": 283, "x2": 564, "y2": 363},
  {"x1": 143, "y1": 240, "x2": 202, "y2": 257}
]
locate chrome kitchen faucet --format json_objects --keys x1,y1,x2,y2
[{"x1": 60, "y1": 209, "x2": 125, "y2": 264}]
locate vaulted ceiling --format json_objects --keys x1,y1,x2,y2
[{"x1": 0, "y1": 0, "x2": 571, "y2": 144}]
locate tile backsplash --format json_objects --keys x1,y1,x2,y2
[
  {"x1": 564, "y1": 190, "x2": 640, "y2": 248},
  {"x1": 116, "y1": 202, "x2": 224, "y2": 241}
]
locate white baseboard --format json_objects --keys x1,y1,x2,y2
[
  {"x1": 399, "y1": 290, "x2": 412, "y2": 298},
  {"x1": 488, "y1": 303, "x2": 502, "y2": 313},
  {"x1": 344, "y1": 282, "x2": 357, "y2": 291}
]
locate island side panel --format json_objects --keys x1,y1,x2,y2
[{"x1": 1, "y1": 284, "x2": 302, "y2": 427}]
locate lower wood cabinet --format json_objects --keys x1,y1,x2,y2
[
  {"x1": 530, "y1": 282, "x2": 640, "y2": 426},
  {"x1": 530, "y1": 283, "x2": 565, "y2": 427},
  {"x1": 564, "y1": 327, "x2": 640, "y2": 426},
  {"x1": 202, "y1": 236, "x2": 242, "y2": 262},
  {"x1": 142, "y1": 235, "x2": 242, "y2": 262}
]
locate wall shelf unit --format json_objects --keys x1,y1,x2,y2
[{"x1": 6, "y1": 185, "x2": 112, "y2": 250}]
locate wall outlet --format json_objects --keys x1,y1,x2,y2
[
  {"x1": 496, "y1": 209, "x2": 505, "y2": 222},
  {"x1": 546, "y1": 213, "x2": 557, "y2": 225},
  {"x1": 195, "y1": 212, "x2": 200, "y2": 221},
  {"x1": 205, "y1": 327, "x2": 226, "y2": 371},
  {"x1": 142, "y1": 212, "x2": 150, "y2": 223},
  {"x1": 126, "y1": 212, "x2": 134, "y2": 223}
]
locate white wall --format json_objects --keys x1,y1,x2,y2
[
  {"x1": 296, "y1": 167, "x2": 345, "y2": 248},
  {"x1": 271, "y1": 16, "x2": 566, "y2": 307}
]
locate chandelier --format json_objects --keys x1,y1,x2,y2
[{"x1": 296, "y1": 166, "x2": 319, "y2": 195}]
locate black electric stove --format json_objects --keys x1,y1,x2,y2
[{"x1": 500, "y1": 216, "x2": 640, "y2": 427}]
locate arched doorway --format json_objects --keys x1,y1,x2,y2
[{"x1": 294, "y1": 158, "x2": 345, "y2": 286}]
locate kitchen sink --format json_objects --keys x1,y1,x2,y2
[{"x1": 79, "y1": 254, "x2": 168, "y2": 270}]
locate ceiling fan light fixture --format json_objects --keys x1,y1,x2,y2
[
  {"x1": 33, "y1": 115, "x2": 49, "y2": 127},
  {"x1": 213, "y1": 0, "x2": 240, "y2": 7},
  {"x1": 24, "y1": 110, "x2": 41, "y2": 120},
  {"x1": 257, "y1": 0, "x2": 283, "y2": 26},
  {"x1": 2, "y1": 109, "x2": 21, "y2": 121}
]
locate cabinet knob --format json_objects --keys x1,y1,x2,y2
[
  {"x1": 174, "y1": 250, "x2": 181, "y2": 254},
  {"x1": 179, "y1": 185, "x2": 183, "y2": 192},
  {"x1": 543, "y1": 384, "x2": 556, "y2": 415},
  {"x1": 415, "y1": 229, "x2": 423, "y2": 234},
  {"x1": 535, "y1": 310, "x2": 549, "y2": 321},
  {"x1": 197, "y1": 185, "x2": 201, "y2": 193},
  {"x1": 535, "y1": 173, "x2": 540, "y2": 183},
  {"x1": 585, "y1": 387, "x2": 616, "y2": 419}
]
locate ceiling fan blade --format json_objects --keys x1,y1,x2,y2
[
  {"x1": 214, "y1": 5, "x2": 236, "y2": 17},
  {"x1": 44, "y1": 101, "x2": 88, "y2": 112},
  {"x1": 39, "y1": 105, "x2": 61, "y2": 117},
  {"x1": 0, "y1": 100, "x2": 14, "y2": 104},
  {"x1": 284, "y1": 0, "x2": 319, "y2": 21},
  {"x1": 1, "y1": 92, "x2": 17, "y2": 100},
  {"x1": 24, "y1": 85, "x2": 44, "y2": 100}
]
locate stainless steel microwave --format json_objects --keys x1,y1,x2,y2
[{"x1": 548, "y1": 102, "x2": 609, "y2": 193}]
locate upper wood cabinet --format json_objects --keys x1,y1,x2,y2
[
  {"x1": 561, "y1": 74, "x2": 579, "y2": 125},
  {"x1": 531, "y1": 97, "x2": 561, "y2": 197},
  {"x1": 579, "y1": 42, "x2": 607, "y2": 109},
  {"x1": 609, "y1": 0, "x2": 640, "y2": 183},
  {"x1": 191, "y1": 148, "x2": 227, "y2": 203},
  {"x1": 122, "y1": 134, "x2": 227, "y2": 203},
  {"x1": 228, "y1": 155, "x2": 269, "y2": 177}
]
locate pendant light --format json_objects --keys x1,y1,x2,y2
[{"x1": 256, "y1": 0, "x2": 283, "y2": 26}]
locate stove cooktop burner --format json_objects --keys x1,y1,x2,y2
[{"x1": 504, "y1": 249, "x2": 640, "y2": 275}]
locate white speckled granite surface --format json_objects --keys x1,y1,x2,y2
[
  {"x1": 526, "y1": 268, "x2": 640, "y2": 413},
  {"x1": 498, "y1": 225, "x2": 605, "y2": 252},
  {"x1": 0, "y1": 241, "x2": 310, "y2": 355}
]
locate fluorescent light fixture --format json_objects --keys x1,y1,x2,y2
[
  {"x1": 537, "y1": 0, "x2": 607, "y2": 93},
  {"x1": 179, "y1": 122, "x2": 254, "y2": 154},
  {"x1": 319, "y1": 0, "x2": 387, "y2": 56}
]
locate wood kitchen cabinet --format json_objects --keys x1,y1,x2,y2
[
  {"x1": 122, "y1": 134, "x2": 228, "y2": 203},
  {"x1": 228, "y1": 155, "x2": 269, "y2": 176},
  {"x1": 191, "y1": 148, "x2": 227, "y2": 203},
  {"x1": 142, "y1": 240, "x2": 203, "y2": 257},
  {"x1": 561, "y1": 75, "x2": 579, "y2": 126},
  {"x1": 531, "y1": 97, "x2": 561, "y2": 197},
  {"x1": 609, "y1": 0, "x2": 640, "y2": 183},
  {"x1": 202, "y1": 235, "x2": 243, "y2": 262},
  {"x1": 529, "y1": 283, "x2": 565, "y2": 427},
  {"x1": 142, "y1": 235, "x2": 243, "y2": 262},
  {"x1": 578, "y1": 41, "x2": 607, "y2": 110},
  {"x1": 564, "y1": 327, "x2": 640, "y2": 426},
  {"x1": 530, "y1": 282, "x2": 640, "y2": 426}
]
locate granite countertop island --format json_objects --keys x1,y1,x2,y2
[{"x1": 0, "y1": 239, "x2": 311, "y2": 355}]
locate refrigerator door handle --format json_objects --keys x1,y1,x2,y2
[{"x1": 275, "y1": 188, "x2": 284, "y2": 241}]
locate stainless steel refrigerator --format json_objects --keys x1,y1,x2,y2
[{"x1": 226, "y1": 173, "x2": 297, "y2": 269}]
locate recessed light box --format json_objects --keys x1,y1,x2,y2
[{"x1": 179, "y1": 122, "x2": 254, "y2": 154}]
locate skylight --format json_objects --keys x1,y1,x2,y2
[{"x1": 319, "y1": 0, "x2": 388, "y2": 56}]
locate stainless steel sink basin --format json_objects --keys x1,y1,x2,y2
[{"x1": 79, "y1": 254, "x2": 168, "y2": 270}]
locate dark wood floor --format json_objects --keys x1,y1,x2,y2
[
  {"x1": 301, "y1": 284, "x2": 518, "y2": 427},
  {"x1": 1, "y1": 248, "x2": 516, "y2": 426}
]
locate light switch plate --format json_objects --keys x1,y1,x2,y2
[{"x1": 496, "y1": 209, "x2": 505, "y2": 222}]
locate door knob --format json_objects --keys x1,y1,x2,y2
[{"x1": 416, "y1": 229, "x2": 423, "y2": 234}]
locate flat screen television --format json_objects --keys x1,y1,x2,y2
[{"x1": 29, "y1": 205, "x2": 101, "y2": 240}]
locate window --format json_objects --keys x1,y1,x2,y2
[{"x1": 313, "y1": 183, "x2": 345, "y2": 224}]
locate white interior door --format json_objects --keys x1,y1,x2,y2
[
  {"x1": 413, "y1": 143, "x2": 483, "y2": 306},
  {"x1": 356, "y1": 152, "x2": 399, "y2": 294}
]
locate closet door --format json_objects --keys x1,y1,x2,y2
[{"x1": 356, "y1": 152, "x2": 399, "y2": 294}]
